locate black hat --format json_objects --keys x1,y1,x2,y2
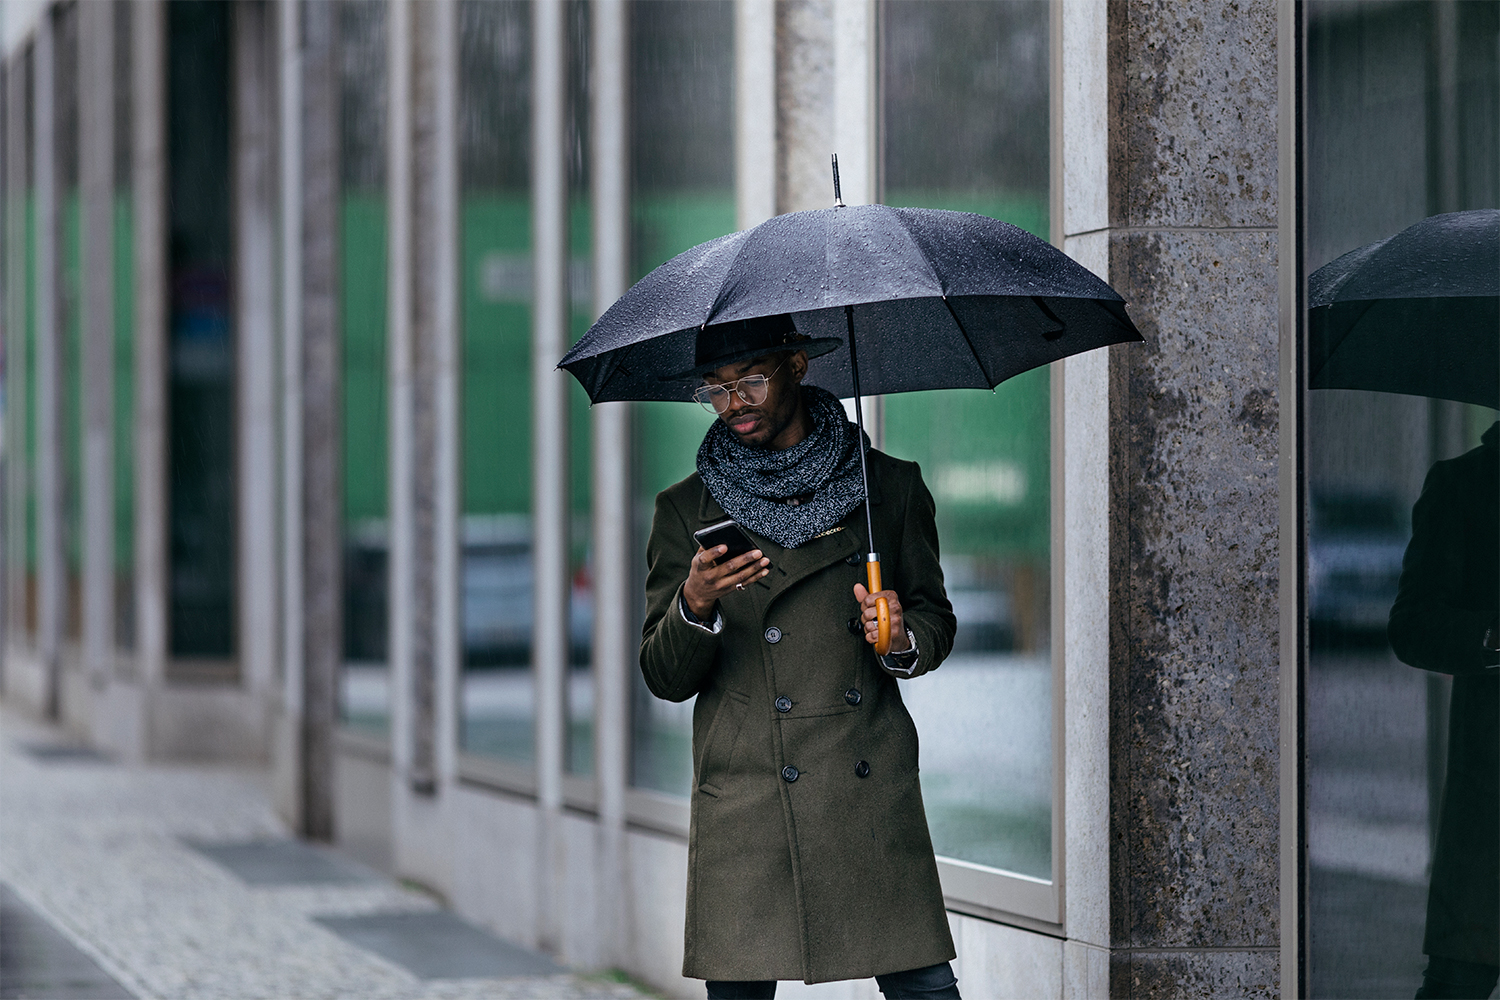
[{"x1": 664, "y1": 314, "x2": 843, "y2": 381}]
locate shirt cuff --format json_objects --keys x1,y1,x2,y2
[
  {"x1": 679, "y1": 593, "x2": 724, "y2": 634},
  {"x1": 880, "y1": 628, "x2": 920, "y2": 675}
]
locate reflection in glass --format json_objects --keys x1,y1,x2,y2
[
  {"x1": 1304, "y1": 3, "x2": 1499, "y2": 997},
  {"x1": 339, "y1": 0, "x2": 389, "y2": 735},
  {"x1": 881, "y1": 0, "x2": 1052, "y2": 878},
  {"x1": 458, "y1": 0, "x2": 535, "y2": 763},
  {"x1": 628, "y1": 0, "x2": 735, "y2": 796},
  {"x1": 166, "y1": 0, "x2": 235, "y2": 662}
]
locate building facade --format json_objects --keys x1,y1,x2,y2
[{"x1": 1, "y1": 1, "x2": 1495, "y2": 997}]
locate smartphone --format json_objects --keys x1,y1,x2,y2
[{"x1": 693, "y1": 519, "x2": 757, "y2": 563}]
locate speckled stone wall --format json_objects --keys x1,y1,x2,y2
[{"x1": 1103, "y1": 2, "x2": 1281, "y2": 996}]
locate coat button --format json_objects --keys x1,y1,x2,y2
[
  {"x1": 844, "y1": 688, "x2": 861, "y2": 706},
  {"x1": 845, "y1": 552, "x2": 862, "y2": 566},
  {"x1": 854, "y1": 760, "x2": 870, "y2": 778},
  {"x1": 847, "y1": 616, "x2": 861, "y2": 636},
  {"x1": 765, "y1": 626, "x2": 782, "y2": 643},
  {"x1": 782, "y1": 765, "x2": 799, "y2": 783},
  {"x1": 775, "y1": 696, "x2": 792, "y2": 713}
]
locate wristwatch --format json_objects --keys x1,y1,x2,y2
[{"x1": 881, "y1": 628, "x2": 920, "y2": 674}]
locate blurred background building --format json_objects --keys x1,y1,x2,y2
[{"x1": 0, "y1": 1, "x2": 1493, "y2": 997}]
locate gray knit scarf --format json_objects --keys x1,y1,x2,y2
[{"x1": 696, "y1": 385, "x2": 868, "y2": 549}]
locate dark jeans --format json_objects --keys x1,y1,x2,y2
[
  {"x1": 1416, "y1": 956, "x2": 1500, "y2": 1000},
  {"x1": 707, "y1": 961, "x2": 961, "y2": 999}
]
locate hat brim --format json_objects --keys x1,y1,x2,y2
[{"x1": 661, "y1": 336, "x2": 845, "y2": 382}]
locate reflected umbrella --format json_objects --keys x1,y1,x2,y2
[{"x1": 1309, "y1": 209, "x2": 1500, "y2": 409}]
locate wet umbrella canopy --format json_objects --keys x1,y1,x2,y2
[
  {"x1": 559, "y1": 203, "x2": 1142, "y2": 403},
  {"x1": 560, "y1": 186, "x2": 1143, "y2": 652},
  {"x1": 1309, "y1": 209, "x2": 1500, "y2": 409}
]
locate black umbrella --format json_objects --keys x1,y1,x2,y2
[
  {"x1": 1309, "y1": 209, "x2": 1500, "y2": 409},
  {"x1": 561, "y1": 160, "x2": 1143, "y2": 652}
]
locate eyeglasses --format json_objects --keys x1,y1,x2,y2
[{"x1": 692, "y1": 361, "x2": 786, "y2": 414}]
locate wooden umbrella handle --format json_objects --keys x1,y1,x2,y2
[{"x1": 866, "y1": 558, "x2": 892, "y2": 656}]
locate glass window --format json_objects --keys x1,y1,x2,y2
[
  {"x1": 880, "y1": 0, "x2": 1053, "y2": 879},
  {"x1": 1302, "y1": 3, "x2": 1500, "y2": 996},
  {"x1": 166, "y1": 0, "x2": 235, "y2": 665},
  {"x1": 339, "y1": 0, "x2": 389, "y2": 734},
  {"x1": 458, "y1": 0, "x2": 533, "y2": 763},
  {"x1": 627, "y1": 0, "x2": 735, "y2": 797}
]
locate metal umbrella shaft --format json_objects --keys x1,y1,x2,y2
[{"x1": 845, "y1": 303, "x2": 892, "y2": 656}]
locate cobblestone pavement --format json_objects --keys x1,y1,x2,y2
[{"x1": 0, "y1": 706, "x2": 646, "y2": 1000}]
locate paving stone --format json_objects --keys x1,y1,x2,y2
[
  {"x1": 184, "y1": 839, "x2": 381, "y2": 886},
  {"x1": 0, "y1": 883, "x2": 133, "y2": 999},
  {"x1": 315, "y1": 911, "x2": 563, "y2": 979},
  {"x1": 0, "y1": 707, "x2": 647, "y2": 1000}
]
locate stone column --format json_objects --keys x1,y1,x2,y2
[
  {"x1": 133, "y1": 0, "x2": 168, "y2": 698},
  {"x1": 591, "y1": 0, "x2": 630, "y2": 968},
  {"x1": 532, "y1": 0, "x2": 570, "y2": 958},
  {"x1": 234, "y1": 1, "x2": 281, "y2": 717},
  {"x1": 298, "y1": 0, "x2": 343, "y2": 842},
  {"x1": 1099, "y1": 2, "x2": 1282, "y2": 994},
  {"x1": 6, "y1": 55, "x2": 30, "y2": 666},
  {"x1": 383, "y1": 0, "x2": 458, "y2": 892},
  {"x1": 34, "y1": 9, "x2": 63, "y2": 719},
  {"x1": 80, "y1": 0, "x2": 116, "y2": 695}
]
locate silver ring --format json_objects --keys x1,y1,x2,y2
[{"x1": 735, "y1": 583, "x2": 744, "y2": 591}]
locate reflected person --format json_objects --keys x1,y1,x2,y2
[
  {"x1": 1389, "y1": 420, "x2": 1500, "y2": 1000},
  {"x1": 639, "y1": 316, "x2": 961, "y2": 999}
]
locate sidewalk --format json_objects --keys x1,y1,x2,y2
[{"x1": 0, "y1": 704, "x2": 646, "y2": 1000}]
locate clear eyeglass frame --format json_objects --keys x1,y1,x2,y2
[{"x1": 692, "y1": 360, "x2": 786, "y2": 414}]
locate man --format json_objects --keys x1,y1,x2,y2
[
  {"x1": 639, "y1": 314, "x2": 961, "y2": 1000},
  {"x1": 1389, "y1": 420, "x2": 1499, "y2": 1000}
]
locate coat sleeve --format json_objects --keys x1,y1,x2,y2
[
  {"x1": 887, "y1": 461, "x2": 957, "y2": 679},
  {"x1": 1388, "y1": 461, "x2": 1499, "y2": 676},
  {"x1": 639, "y1": 488, "x2": 724, "y2": 702}
]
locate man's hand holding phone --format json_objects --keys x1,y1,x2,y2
[{"x1": 684, "y1": 529, "x2": 770, "y2": 619}]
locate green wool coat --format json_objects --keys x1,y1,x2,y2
[{"x1": 640, "y1": 449, "x2": 958, "y2": 984}]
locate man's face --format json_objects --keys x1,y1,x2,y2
[{"x1": 703, "y1": 351, "x2": 807, "y2": 449}]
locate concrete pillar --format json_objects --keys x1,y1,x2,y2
[
  {"x1": 34, "y1": 9, "x2": 63, "y2": 720},
  {"x1": 234, "y1": 1, "x2": 280, "y2": 714},
  {"x1": 1055, "y1": 3, "x2": 1113, "y2": 991},
  {"x1": 830, "y1": 0, "x2": 875, "y2": 208},
  {"x1": 735, "y1": 0, "x2": 776, "y2": 229},
  {"x1": 276, "y1": 0, "x2": 306, "y2": 826},
  {"x1": 132, "y1": 0, "x2": 168, "y2": 697},
  {"x1": 79, "y1": 0, "x2": 115, "y2": 696},
  {"x1": 1091, "y1": 2, "x2": 1281, "y2": 994},
  {"x1": 591, "y1": 0, "x2": 630, "y2": 968},
  {"x1": 6, "y1": 55, "x2": 30, "y2": 666},
  {"x1": 298, "y1": 0, "x2": 343, "y2": 842},
  {"x1": 532, "y1": 0, "x2": 570, "y2": 958},
  {"x1": 775, "y1": 1, "x2": 832, "y2": 215},
  {"x1": 385, "y1": 0, "x2": 457, "y2": 893},
  {"x1": 386, "y1": 0, "x2": 413, "y2": 786}
]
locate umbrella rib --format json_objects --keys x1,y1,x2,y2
[{"x1": 940, "y1": 296, "x2": 996, "y2": 387}]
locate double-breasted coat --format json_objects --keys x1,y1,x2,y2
[
  {"x1": 1389, "y1": 421, "x2": 1499, "y2": 966},
  {"x1": 640, "y1": 449, "x2": 958, "y2": 984}
]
